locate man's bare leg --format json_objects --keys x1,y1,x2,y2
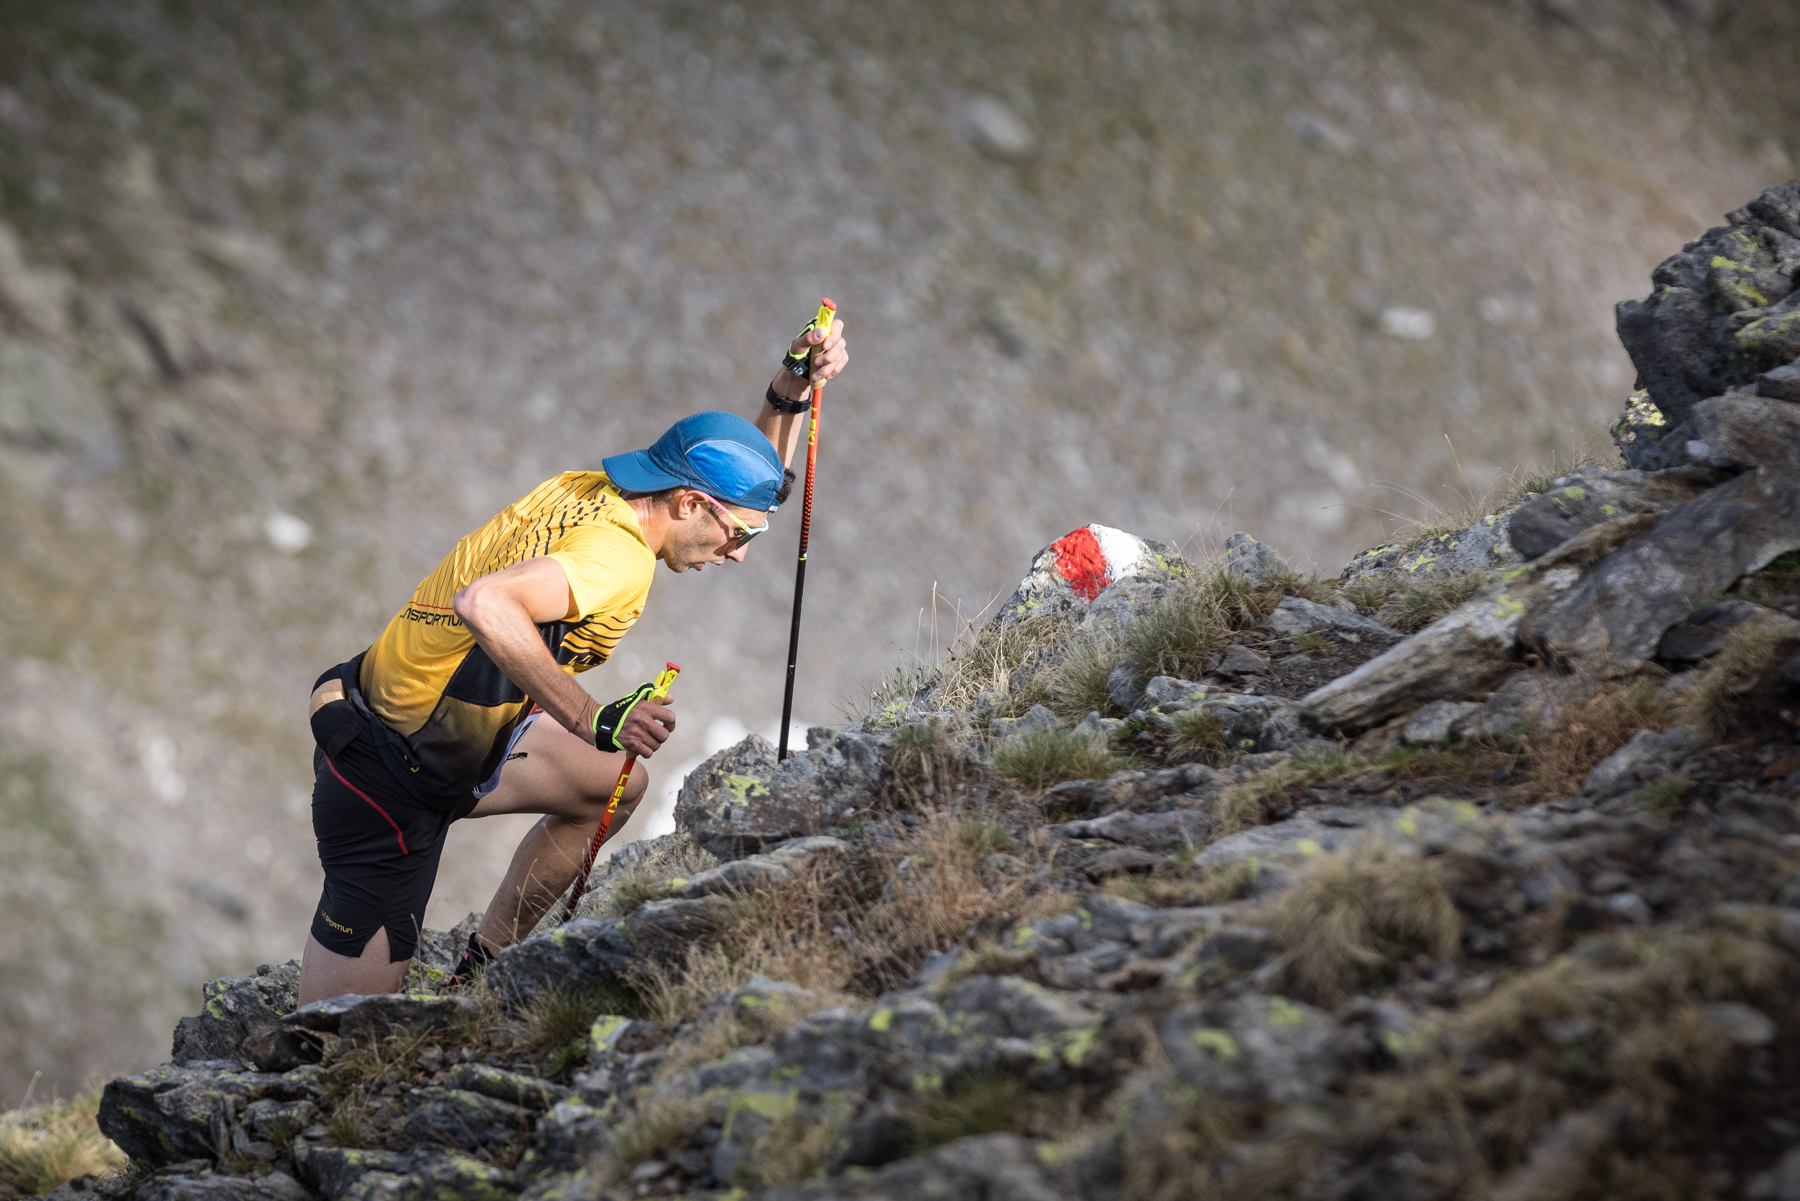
[
  {"x1": 462, "y1": 717, "x2": 648, "y2": 954},
  {"x1": 298, "y1": 927, "x2": 410, "y2": 1006}
]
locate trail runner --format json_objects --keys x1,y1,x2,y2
[{"x1": 297, "y1": 319, "x2": 848, "y2": 1004}]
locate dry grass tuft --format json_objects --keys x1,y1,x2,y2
[
  {"x1": 929, "y1": 613, "x2": 1075, "y2": 717},
  {"x1": 1263, "y1": 841, "x2": 1461, "y2": 1004},
  {"x1": 0, "y1": 1088, "x2": 125, "y2": 1198},
  {"x1": 595, "y1": 1095, "x2": 710, "y2": 1185},
  {"x1": 1679, "y1": 629, "x2": 1797, "y2": 743},
  {"x1": 1523, "y1": 679, "x2": 1675, "y2": 800},
  {"x1": 992, "y1": 728, "x2": 1121, "y2": 792},
  {"x1": 856, "y1": 810, "x2": 1039, "y2": 993}
]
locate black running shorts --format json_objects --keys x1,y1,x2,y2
[{"x1": 308, "y1": 730, "x2": 478, "y2": 963}]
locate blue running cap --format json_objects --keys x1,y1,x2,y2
[{"x1": 602, "y1": 411, "x2": 784, "y2": 512}]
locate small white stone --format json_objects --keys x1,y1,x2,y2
[
  {"x1": 1379, "y1": 307, "x2": 1436, "y2": 340},
  {"x1": 265, "y1": 512, "x2": 313, "y2": 553}
]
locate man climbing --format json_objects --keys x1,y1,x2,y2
[{"x1": 297, "y1": 318, "x2": 848, "y2": 1004}]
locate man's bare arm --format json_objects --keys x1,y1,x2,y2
[
  {"x1": 452, "y1": 557, "x2": 673, "y2": 757},
  {"x1": 756, "y1": 317, "x2": 848, "y2": 468}
]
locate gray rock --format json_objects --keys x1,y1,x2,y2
[
  {"x1": 485, "y1": 895, "x2": 735, "y2": 1006},
  {"x1": 1616, "y1": 182, "x2": 1800, "y2": 432},
  {"x1": 1050, "y1": 808, "x2": 1213, "y2": 852},
  {"x1": 293, "y1": 1146, "x2": 414, "y2": 1200},
  {"x1": 1267, "y1": 595, "x2": 1404, "y2": 643},
  {"x1": 760, "y1": 1132, "x2": 1066, "y2": 1201},
  {"x1": 675, "y1": 730, "x2": 890, "y2": 860},
  {"x1": 99, "y1": 1062, "x2": 323, "y2": 1166},
  {"x1": 1162, "y1": 995, "x2": 1352, "y2": 1106},
  {"x1": 664, "y1": 836, "x2": 851, "y2": 901},
  {"x1": 1657, "y1": 599, "x2": 1800, "y2": 663},
  {"x1": 1340, "y1": 512, "x2": 1522, "y2": 582},
  {"x1": 1195, "y1": 811, "x2": 1394, "y2": 872},
  {"x1": 1759, "y1": 362, "x2": 1800, "y2": 401},
  {"x1": 171, "y1": 962, "x2": 301, "y2": 1066},
  {"x1": 404, "y1": 1087, "x2": 532, "y2": 1152},
  {"x1": 1580, "y1": 726, "x2": 1702, "y2": 799},
  {"x1": 281, "y1": 993, "x2": 478, "y2": 1049},
  {"x1": 1224, "y1": 531, "x2": 1286, "y2": 582},
  {"x1": 1106, "y1": 657, "x2": 1145, "y2": 713},
  {"x1": 1213, "y1": 644, "x2": 1270, "y2": 678},
  {"x1": 991, "y1": 703, "x2": 1059, "y2": 738},
  {"x1": 133, "y1": 1169, "x2": 313, "y2": 1201},
  {"x1": 1521, "y1": 396, "x2": 1800, "y2": 675},
  {"x1": 1468, "y1": 670, "x2": 1587, "y2": 737},
  {"x1": 441, "y1": 1063, "x2": 570, "y2": 1110},
  {"x1": 1507, "y1": 466, "x2": 1716, "y2": 561},
  {"x1": 1701, "y1": 1001, "x2": 1777, "y2": 1046},
  {"x1": 1141, "y1": 675, "x2": 1207, "y2": 709},
  {"x1": 1401, "y1": 699, "x2": 1483, "y2": 745},
  {"x1": 1304, "y1": 513, "x2": 1658, "y2": 732},
  {"x1": 1747, "y1": 1146, "x2": 1800, "y2": 1201}
]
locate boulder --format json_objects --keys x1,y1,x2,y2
[
  {"x1": 1303, "y1": 513, "x2": 1661, "y2": 732},
  {"x1": 675, "y1": 731, "x2": 890, "y2": 860},
  {"x1": 1340, "y1": 512, "x2": 1522, "y2": 582},
  {"x1": 404, "y1": 1087, "x2": 532, "y2": 1152},
  {"x1": 1657, "y1": 600, "x2": 1800, "y2": 663},
  {"x1": 664, "y1": 836, "x2": 851, "y2": 901},
  {"x1": 485, "y1": 895, "x2": 735, "y2": 1005},
  {"x1": 99, "y1": 1062, "x2": 323, "y2": 1166},
  {"x1": 281, "y1": 992, "x2": 479, "y2": 1048},
  {"x1": 1507, "y1": 466, "x2": 1717, "y2": 561},
  {"x1": 1401, "y1": 699, "x2": 1483, "y2": 745},
  {"x1": 1519, "y1": 395, "x2": 1800, "y2": 675},
  {"x1": 1266, "y1": 596, "x2": 1404, "y2": 644},
  {"x1": 171, "y1": 962, "x2": 301, "y2": 1066},
  {"x1": 1224, "y1": 531, "x2": 1287, "y2": 582},
  {"x1": 1615, "y1": 181, "x2": 1800, "y2": 441},
  {"x1": 993, "y1": 523, "x2": 1188, "y2": 626},
  {"x1": 1162, "y1": 995, "x2": 1354, "y2": 1106}
]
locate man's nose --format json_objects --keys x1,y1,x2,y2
[{"x1": 726, "y1": 543, "x2": 749, "y2": 564}]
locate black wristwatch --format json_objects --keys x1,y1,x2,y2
[{"x1": 766, "y1": 383, "x2": 809, "y2": 414}]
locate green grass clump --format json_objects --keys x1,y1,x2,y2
[
  {"x1": 992, "y1": 729, "x2": 1120, "y2": 791},
  {"x1": 1636, "y1": 772, "x2": 1691, "y2": 818},
  {"x1": 1046, "y1": 630, "x2": 1122, "y2": 720},
  {"x1": 1378, "y1": 571, "x2": 1487, "y2": 633},
  {"x1": 1123, "y1": 570, "x2": 1270, "y2": 684},
  {"x1": 907, "y1": 1071, "x2": 1034, "y2": 1153},
  {"x1": 0, "y1": 1089, "x2": 126, "y2": 1197},
  {"x1": 1340, "y1": 576, "x2": 1395, "y2": 611},
  {"x1": 518, "y1": 982, "x2": 649, "y2": 1055},
  {"x1": 1168, "y1": 709, "x2": 1229, "y2": 765},
  {"x1": 1681, "y1": 630, "x2": 1797, "y2": 743}
]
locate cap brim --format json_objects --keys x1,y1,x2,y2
[{"x1": 601, "y1": 449, "x2": 686, "y2": 493}]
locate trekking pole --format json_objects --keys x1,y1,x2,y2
[
  {"x1": 561, "y1": 662, "x2": 680, "y2": 922},
  {"x1": 778, "y1": 298, "x2": 836, "y2": 761}
]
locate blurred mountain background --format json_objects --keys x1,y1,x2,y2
[{"x1": 1, "y1": 0, "x2": 1796, "y2": 1099}]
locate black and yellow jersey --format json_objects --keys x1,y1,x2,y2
[{"x1": 358, "y1": 471, "x2": 655, "y2": 799}]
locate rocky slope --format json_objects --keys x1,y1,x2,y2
[
  {"x1": 68, "y1": 184, "x2": 1800, "y2": 1200},
  {"x1": 6, "y1": 0, "x2": 1800, "y2": 1098}
]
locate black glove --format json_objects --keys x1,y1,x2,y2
[{"x1": 591, "y1": 680, "x2": 659, "y2": 753}]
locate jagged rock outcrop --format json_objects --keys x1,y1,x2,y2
[{"x1": 1616, "y1": 180, "x2": 1800, "y2": 457}]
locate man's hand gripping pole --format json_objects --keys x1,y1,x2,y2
[{"x1": 561, "y1": 662, "x2": 680, "y2": 922}]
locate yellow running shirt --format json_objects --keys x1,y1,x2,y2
[{"x1": 359, "y1": 471, "x2": 655, "y2": 797}]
